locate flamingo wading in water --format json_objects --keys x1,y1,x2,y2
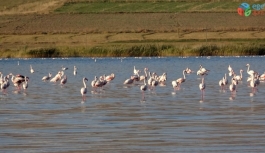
[
  {"x1": 81, "y1": 77, "x2": 88, "y2": 101},
  {"x1": 140, "y1": 78, "x2": 148, "y2": 101},
  {"x1": 199, "y1": 77, "x2": 206, "y2": 101}
]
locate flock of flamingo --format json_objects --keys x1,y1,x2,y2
[{"x1": 0, "y1": 61, "x2": 264, "y2": 102}]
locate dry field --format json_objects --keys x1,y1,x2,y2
[{"x1": 0, "y1": 0, "x2": 265, "y2": 53}]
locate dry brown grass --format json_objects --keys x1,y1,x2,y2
[
  {"x1": 1, "y1": 31, "x2": 264, "y2": 52},
  {"x1": 0, "y1": 13, "x2": 264, "y2": 35},
  {"x1": 0, "y1": 0, "x2": 66, "y2": 15}
]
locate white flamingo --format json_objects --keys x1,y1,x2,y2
[
  {"x1": 250, "y1": 74, "x2": 257, "y2": 93},
  {"x1": 105, "y1": 73, "x2": 115, "y2": 82},
  {"x1": 260, "y1": 72, "x2": 265, "y2": 81},
  {"x1": 199, "y1": 77, "x2": 206, "y2": 100},
  {"x1": 1, "y1": 76, "x2": 10, "y2": 94},
  {"x1": 175, "y1": 70, "x2": 186, "y2": 89},
  {"x1": 172, "y1": 80, "x2": 179, "y2": 92},
  {"x1": 91, "y1": 76, "x2": 98, "y2": 91},
  {"x1": 62, "y1": 65, "x2": 68, "y2": 71},
  {"x1": 234, "y1": 69, "x2": 243, "y2": 81},
  {"x1": 30, "y1": 65, "x2": 34, "y2": 73},
  {"x1": 228, "y1": 65, "x2": 234, "y2": 76},
  {"x1": 73, "y1": 66, "x2": 77, "y2": 75},
  {"x1": 140, "y1": 78, "x2": 147, "y2": 101},
  {"x1": 42, "y1": 73, "x2": 52, "y2": 81},
  {"x1": 134, "y1": 66, "x2": 140, "y2": 75},
  {"x1": 197, "y1": 65, "x2": 209, "y2": 77},
  {"x1": 22, "y1": 75, "x2": 28, "y2": 91},
  {"x1": 150, "y1": 73, "x2": 159, "y2": 91},
  {"x1": 60, "y1": 75, "x2": 67, "y2": 86},
  {"x1": 219, "y1": 77, "x2": 224, "y2": 91},
  {"x1": 139, "y1": 68, "x2": 148, "y2": 82},
  {"x1": 246, "y1": 64, "x2": 255, "y2": 76},
  {"x1": 80, "y1": 77, "x2": 88, "y2": 101},
  {"x1": 223, "y1": 73, "x2": 228, "y2": 87},
  {"x1": 158, "y1": 72, "x2": 167, "y2": 85},
  {"x1": 50, "y1": 71, "x2": 63, "y2": 82},
  {"x1": 228, "y1": 65, "x2": 233, "y2": 72},
  {"x1": 124, "y1": 76, "x2": 134, "y2": 85},
  {"x1": 10, "y1": 74, "x2": 28, "y2": 90},
  {"x1": 229, "y1": 78, "x2": 237, "y2": 94},
  {"x1": 185, "y1": 67, "x2": 193, "y2": 74}
]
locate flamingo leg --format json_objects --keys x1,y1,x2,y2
[{"x1": 142, "y1": 91, "x2": 145, "y2": 101}]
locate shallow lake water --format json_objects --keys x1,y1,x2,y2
[{"x1": 0, "y1": 56, "x2": 265, "y2": 152}]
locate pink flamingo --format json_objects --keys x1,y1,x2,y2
[{"x1": 80, "y1": 77, "x2": 88, "y2": 101}]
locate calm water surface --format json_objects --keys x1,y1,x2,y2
[{"x1": 0, "y1": 56, "x2": 265, "y2": 152}]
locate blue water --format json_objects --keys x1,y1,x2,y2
[{"x1": 0, "y1": 56, "x2": 265, "y2": 152}]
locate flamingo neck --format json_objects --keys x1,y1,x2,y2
[
  {"x1": 83, "y1": 79, "x2": 87, "y2": 88},
  {"x1": 183, "y1": 70, "x2": 186, "y2": 79},
  {"x1": 247, "y1": 65, "x2": 250, "y2": 72}
]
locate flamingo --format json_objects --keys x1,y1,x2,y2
[
  {"x1": 223, "y1": 73, "x2": 228, "y2": 87},
  {"x1": 50, "y1": 71, "x2": 63, "y2": 82},
  {"x1": 30, "y1": 65, "x2": 34, "y2": 73},
  {"x1": 175, "y1": 70, "x2": 186, "y2": 89},
  {"x1": 60, "y1": 75, "x2": 67, "y2": 86},
  {"x1": 150, "y1": 73, "x2": 159, "y2": 90},
  {"x1": 105, "y1": 73, "x2": 115, "y2": 82},
  {"x1": 10, "y1": 73, "x2": 29, "y2": 90},
  {"x1": 91, "y1": 76, "x2": 98, "y2": 91},
  {"x1": 229, "y1": 78, "x2": 237, "y2": 94},
  {"x1": 42, "y1": 73, "x2": 52, "y2": 81},
  {"x1": 134, "y1": 66, "x2": 140, "y2": 75},
  {"x1": 260, "y1": 72, "x2": 265, "y2": 81},
  {"x1": 249, "y1": 75, "x2": 257, "y2": 93},
  {"x1": 1, "y1": 76, "x2": 10, "y2": 94},
  {"x1": 197, "y1": 65, "x2": 209, "y2": 77},
  {"x1": 22, "y1": 75, "x2": 28, "y2": 91},
  {"x1": 140, "y1": 78, "x2": 147, "y2": 101},
  {"x1": 172, "y1": 80, "x2": 179, "y2": 92},
  {"x1": 234, "y1": 69, "x2": 243, "y2": 81},
  {"x1": 199, "y1": 77, "x2": 206, "y2": 100},
  {"x1": 124, "y1": 76, "x2": 134, "y2": 85},
  {"x1": 219, "y1": 77, "x2": 224, "y2": 91},
  {"x1": 158, "y1": 72, "x2": 167, "y2": 85},
  {"x1": 80, "y1": 77, "x2": 88, "y2": 101},
  {"x1": 228, "y1": 65, "x2": 234, "y2": 76},
  {"x1": 139, "y1": 68, "x2": 148, "y2": 82},
  {"x1": 131, "y1": 71, "x2": 140, "y2": 82},
  {"x1": 95, "y1": 76, "x2": 104, "y2": 92},
  {"x1": 73, "y1": 66, "x2": 77, "y2": 75},
  {"x1": 228, "y1": 65, "x2": 233, "y2": 72},
  {"x1": 246, "y1": 64, "x2": 255, "y2": 76},
  {"x1": 62, "y1": 65, "x2": 68, "y2": 71},
  {"x1": 185, "y1": 67, "x2": 193, "y2": 74}
]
